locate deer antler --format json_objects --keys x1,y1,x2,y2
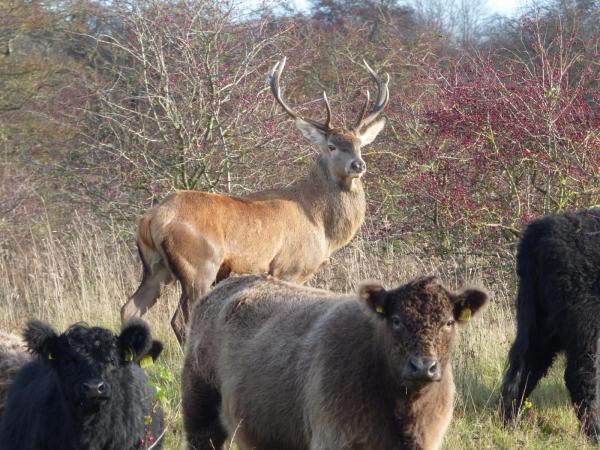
[
  {"x1": 354, "y1": 60, "x2": 390, "y2": 131},
  {"x1": 269, "y1": 57, "x2": 333, "y2": 132}
]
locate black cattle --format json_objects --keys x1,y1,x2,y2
[
  {"x1": 502, "y1": 208, "x2": 600, "y2": 440},
  {"x1": 0, "y1": 319, "x2": 164, "y2": 450}
]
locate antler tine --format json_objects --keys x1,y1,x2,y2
[
  {"x1": 269, "y1": 57, "x2": 298, "y2": 120},
  {"x1": 269, "y1": 57, "x2": 332, "y2": 132},
  {"x1": 322, "y1": 91, "x2": 332, "y2": 130},
  {"x1": 353, "y1": 89, "x2": 370, "y2": 130},
  {"x1": 354, "y1": 60, "x2": 390, "y2": 131},
  {"x1": 363, "y1": 59, "x2": 390, "y2": 109}
]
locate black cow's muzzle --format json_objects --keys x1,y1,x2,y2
[{"x1": 78, "y1": 380, "x2": 111, "y2": 414}]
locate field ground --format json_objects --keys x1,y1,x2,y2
[{"x1": 0, "y1": 222, "x2": 595, "y2": 449}]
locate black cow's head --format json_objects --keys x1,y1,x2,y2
[
  {"x1": 23, "y1": 319, "x2": 159, "y2": 417},
  {"x1": 360, "y1": 276, "x2": 489, "y2": 388}
]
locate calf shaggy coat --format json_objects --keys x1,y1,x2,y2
[
  {"x1": 182, "y1": 275, "x2": 489, "y2": 450},
  {"x1": 502, "y1": 209, "x2": 600, "y2": 439},
  {"x1": 0, "y1": 319, "x2": 164, "y2": 450}
]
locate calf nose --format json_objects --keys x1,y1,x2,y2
[
  {"x1": 403, "y1": 356, "x2": 442, "y2": 382},
  {"x1": 350, "y1": 159, "x2": 366, "y2": 173},
  {"x1": 84, "y1": 380, "x2": 110, "y2": 399}
]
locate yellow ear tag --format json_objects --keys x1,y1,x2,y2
[
  {"x1": 144, "y1": 415, "x2": 153, "y2": 425},
  {"x1": 139, "y1": 355, "x2": 154, "y2": 369},
  {"x1": 124, "y1": 347, "x2": 134, "y2": 362},
  {"x1": 458, "y1": 308, "x2": 472, "y2": 321},
  {"x1": 47, "y1": 352, "x2": 55, "y2": 361},
  {"x1": 376, "y1": 306, "x2": 385, "y2": 314}
]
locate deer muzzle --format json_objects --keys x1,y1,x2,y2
[{"x1": 349, "y1": 159, "x2": 366, "y2": 176}]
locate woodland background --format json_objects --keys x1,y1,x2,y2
[{"x1": 1, "y1": 0, "x2": 599, "y2": 447}]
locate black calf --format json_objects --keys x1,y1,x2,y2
[
  {"x1": 0, "y1": 319, "x2": 164, "y2": 450},
  {"x1": 502, "y1": 209, "x2": 600, "y2": 440}
]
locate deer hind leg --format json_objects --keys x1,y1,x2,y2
[
  {"x1": 161, "y1": 231, "x2": 222, "y2": 345},
  {"x1": 121, "y1": 245, "x2": 173, "y2": 324},
  {"x1": 171, "y1": 266, "x2": 218, "y2": 345}
]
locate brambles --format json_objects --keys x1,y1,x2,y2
[{"x1": 392, "y1": 13, "x2": 600, "y2": 259}]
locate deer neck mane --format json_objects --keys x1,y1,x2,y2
[
  {"x1": 298, "y1": 155, "x2": 366, "y2": 252},
  {"x1": 246, "y1": 156, "x2": 366, "y2": 252}
]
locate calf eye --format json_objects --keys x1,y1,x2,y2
[
  {"x1": 63, "y1": 356, "x2": 76, "y2": 367},
  {"x1": 443, "y1": 319, "x2": 455, "y2": 331},
  {"x1": 327, "y1": 144, "x2": 336, "y2": 151},
  {"x1": 391, "y1": 316, "x2": 402, "y2": 330}
]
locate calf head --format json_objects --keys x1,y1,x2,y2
[
  {"x1": 23, "y1": 318, "x2": 159, "y2": 416},
  {"x1": 360, "y1": 276, "x2": 488, "y2": 388}
]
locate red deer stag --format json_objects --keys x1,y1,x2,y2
[{"x1": 121, "y1": 57, "x2": 390, "y2": 344}]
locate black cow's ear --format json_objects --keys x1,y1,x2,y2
[
  {"x1": 358, "y1": 281, "x2": 388, "y2": 317},
  {"x1": 23, "y1": 320, "x2": 59, "y2": 361},
  {"x1": 453, "y1": 287, "x2": 489, "y2": 325},
  {"x1": 148, "y1": 340, "x2": 164, "y2": 361},
  {"x1": 118, "y1": 319, "x2": 153, "y2": 362}
]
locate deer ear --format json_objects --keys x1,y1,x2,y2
[
  {"x1": 358, "y1": 117, "x2": 386, "y2": 146},
  {"x1": 295, "y1": 118, "x2": 327, "y2": 147}
]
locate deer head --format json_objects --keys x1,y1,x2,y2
[{"x1": 269, "y1": 58, "x2": 389, "y2": 186}]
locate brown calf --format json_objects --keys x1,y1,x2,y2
[
  {"x1": 182, "y1": 275, "x2": 489, "y2": 450},
  {"x1": 121, "y1": 57, "x2": 390, "y2": 344}
]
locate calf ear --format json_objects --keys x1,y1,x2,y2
[
  {"x1": 453, "y1": 287, "x2": 489, "y2": 326},
  {"x1": 147, "y1": 340, "x2": 163, "y2": 361},
  {"x1": 359, "y1": 282, "x2": 388, "y2": 317},
  {"x1": 118, "y1": 319, "x2": 153, "y2": 362},
  {"x1": 23, "y1": 320, "x2": 59, "y2": 361}
]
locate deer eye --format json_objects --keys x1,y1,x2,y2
[{"x1": 327, "y1": 144, "x2": 336, "y2": 151}]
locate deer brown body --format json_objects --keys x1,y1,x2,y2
[{"x1": 121, "y1": 58, "x2": 390, "y2": 344}]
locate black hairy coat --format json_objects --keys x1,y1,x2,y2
[
  {"x1": 502, "y1": 209, "x2": 600, "y2": 440},
  {"x1": 0, "y1": 320, "x2": 163, "y2": 450}
]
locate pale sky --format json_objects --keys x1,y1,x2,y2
[
  {"x1": 487, "y1": 0, "x2": 521, "y2": 15},
  {"x1": 285, "y1": 0, "x2": 523, "y2": 16}
]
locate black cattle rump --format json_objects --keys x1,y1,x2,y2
[
  {"x1": 502, "y1": 208, "x2": 600, "y2": 440},
  {"x1": 0, "y1": 319, "x2": 164, "y2": 450}
]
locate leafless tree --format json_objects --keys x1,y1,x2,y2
[
  {"x1": 409, "y1": 0, "x2": 489, "y2": 45},
  {"x1": 80, "y1": 0, "x2": 289, "y2": 218}
]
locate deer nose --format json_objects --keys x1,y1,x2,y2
[
  {"x1": 403, "y1": 356, "x2": 441, "y2": 382},
  {"x1": 83, "y1": 380, "x2": 110, "y2": 399},
  {"x1": 350, "y1": 159, "x2": 366, "y2": 173}
]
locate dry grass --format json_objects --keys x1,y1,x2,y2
[{"x1": 0, "y1": 221, "x2": 595, "y2": 449}]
